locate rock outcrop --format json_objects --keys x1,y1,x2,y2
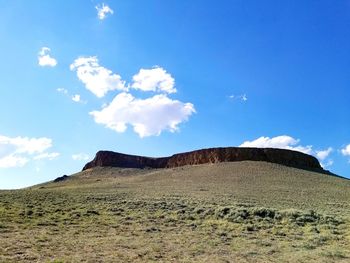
[
  {"x1": 83, "y1": 147, "x2": 327, "y2": 173},
  {"x1": 53, "y1": 175, "x2": 69, "y2": 183}
]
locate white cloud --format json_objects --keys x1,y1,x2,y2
[
  {"x1": 0, "y1": 155, "x2": 29, "y2": 168},
  {"x1": 239, "y1": 135, "x2": 333, "y2": 167},
  {"x1": 131, "y1": 67, "x2": 176, "y2": 94},
  {"x1": 0, "y1": 135, "x2": 52, "y2": 155},
  {"x1": 341, "y1": 144, "x2": 350, "y2": 156},
  {"x1": 228, "y1": 94, "x2": 248, "y2": 102},
  {"x1": 96, "y1": 3, "x2": 114, "y2": 20},
  {"x1": 33, "y1": 152, "x2": 60, "y2": 161},
  {"x1": 321, "y1": 159, "x2": 334, "y2": 169},
  {"x1": 239, "y1": 135, "x2": 312, "y2": 154},
  {"x1": 57, "y1": 88, "x2": 68, "y2": 94},
  {"x1": 38, "y1": 47, "x2": 57, "y2": 67},
  {"x1": 57, "y1": 89, "x2": 85, "y2": 104},
  {"x1": 70, "y1": 56, "x2": 126, "y2": 98},
  {"x1": 72, "y1": 94, "x2": 81, "y2": 102},
  {"x1": 90, "y1": 92, "x2": 195, "y2": 137},
  {"x1": 72, "y1": 153, "x2": 90, "y2": 161},
  {"x1": 70, "y1": 58, "x2": 195, "y2": 137},
  {"x1": 0, "y1": 135, "x2": 56, "y2": 168},
  {"x1": 315, "y1": 147, "x2": 333, "y2": 161}
]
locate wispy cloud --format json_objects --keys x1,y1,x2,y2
[
  {"x1": 341, "y1": 144, "x2": 350, "y2": 157},
  {"x1": 95, "y1": 3, "x2": 114, "y2": 20},
  {"x1": 38, "y1": 47, "x2": 57, "y2": 67},
  {"x1": 228, "y1": 94, "x2": 248, "y2": 102},
  {"x1": 341, "y1": 144, "x2": 350, "y2": 164},
  {"x1": 57, "y1": 88, "x2": 68, "y2": 94},
  {"x1": 57, "y1": 88, "x2": 85, "y2": 104},
  {"x1": 321, "y1": 159, "x2": 334, "y2": 169},
  {"x1": 72, "y1": 153, "x2": 90, "y2": 161},
  {"x1": 33, "y1": 152, "x2": 60, "y2": 161},
  {"x1": 0, "y1": 135, "x2": 57, "y2": 168}
]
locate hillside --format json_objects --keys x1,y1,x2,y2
[
  {"x1": 1, "y1": 161, "x2": 349, "y2": 262},
  {"x1": 44, "y1": 162, "x2": 347, "y2": 211}
]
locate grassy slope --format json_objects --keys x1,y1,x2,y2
[{"x1": 0, "y1": 161, "x2": 350, "y2": 262}]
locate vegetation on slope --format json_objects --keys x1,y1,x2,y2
[{"x1": 0, "y1": 161, "x2": 349, "y2": 262}]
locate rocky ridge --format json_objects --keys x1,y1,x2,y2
[{"x1": 82, "y1": 147, "x2": 328, "y2": 174}]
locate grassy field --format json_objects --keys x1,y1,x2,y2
[{"x1": 1, "y1": 161, "x2": 350, "y2": 262}]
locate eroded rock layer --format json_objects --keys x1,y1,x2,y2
[{"x1": 83, "y1": 147, "x2": 325, "y2": 173}]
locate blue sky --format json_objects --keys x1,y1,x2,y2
[{"x1": 0, "y1": 0, "x2": 349, "y2": 189}]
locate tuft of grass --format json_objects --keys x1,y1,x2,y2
[{"x1": 0, "y1": 162, "x2": 349, "y2": 262}]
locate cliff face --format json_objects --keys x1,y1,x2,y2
[
  {"x1": 82, "y1": 151, "x2": 169, "y2": 170},
  {"x1": 82, "y1": 147, "x2": 325, "y2": 173}
]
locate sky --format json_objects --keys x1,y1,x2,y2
[{"x1": 0, "y1": 0, "x2": 349, "y2": 189}]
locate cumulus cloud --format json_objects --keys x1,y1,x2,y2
[
  {"x1": 72, "y1": 153, "x2": 90, "y2": 161},
  {"x1": 341, "y1": 144, "x2": 350, "y2": 157},
  {"x1": 70, "y1": 56, "x2": 126, "y2": 98},
  {"x1": 315, "y1": 147, "x2": 333, "y2": 161},
  {"x1": 240, "y1": 135, "x2": 312, "y2": 154},
  {"x1": 38, "y1": 47, "x2": 57, "y2": 67},
  {"x1": 96, "y1": 3, "x2": 114, "y2": 20},
  {"x1": 69, "y1": 58, "x2": 195, "y2": 137},
  {"x1": 0, "y1": 135, "x2": 56, "y2": 168},
  {"x1": 131, "y1": 67, "x2": 176, "y2": 94},
  {"x1": 239, "y1": 135, "x2": 333, "y2": 167},
  {"x1": 90, "y1": 92, "x2": 195, "y2": 137}
]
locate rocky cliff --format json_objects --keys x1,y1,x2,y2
[{"x1": 83, "y1": 147, "x2": 327, "y2": 173}]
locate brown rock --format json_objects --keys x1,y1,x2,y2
[
  {"x1": 53, "y1": 175, "x2": 69, "y2": 183},
  {"x1": 82, "y1": 147, "x2": 327, "y2": 174}
]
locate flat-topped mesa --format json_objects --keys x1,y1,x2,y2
[
  {"x1": 82, "y1": 151, "x2": 169, "y2": 170},
  {"x1": 82, "y1": 147, "x2": 326, "y2": 173}
]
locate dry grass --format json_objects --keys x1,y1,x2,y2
[{"x1": 0, "y1": 161, "x2": 350, "y2": 262}]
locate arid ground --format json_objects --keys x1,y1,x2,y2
[{"x1": 1, "y1": 161, "x2": 350, "y2": 262}]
